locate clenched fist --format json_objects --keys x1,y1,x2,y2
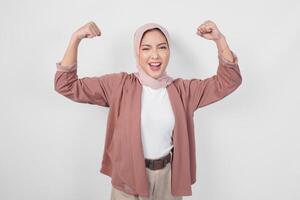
[
  {"x1": 196, "y1": 20, "x2": 224, "y2": 41},
  {"x1": 72, "y1": 21, "x2": 101, "y2": 41}
]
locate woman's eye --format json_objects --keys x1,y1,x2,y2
[{"x1": 142, "y1": 46, "x2": 167, "y2": 50}]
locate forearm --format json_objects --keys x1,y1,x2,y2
[
  {"x1": 215, "y1": 36, "x2": 234, "y2": 62},
  {"x1": 59, "y1": 35, "x2": 81, "y2": 70}
]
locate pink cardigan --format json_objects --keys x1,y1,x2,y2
[{"x1": 54, "y1": 50, "x2": 242, "y2": 197}]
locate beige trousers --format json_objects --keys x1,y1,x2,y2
[{"x1": 110, "y1": 162, "x2": 183, "y2": 200}]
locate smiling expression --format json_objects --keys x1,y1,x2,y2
[{"x1": 138, "y1": 28, "x2": 170, "y2": 79}]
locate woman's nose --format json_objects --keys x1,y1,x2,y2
[{"x1": 151, "y1": 50, "x2": 159, "y2": 58}]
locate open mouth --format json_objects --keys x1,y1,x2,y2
[{"x1": 148, "y1": 62, "x2": 162, "y2": 71}]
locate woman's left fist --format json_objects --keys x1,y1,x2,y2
[{"x1": 196, "y1": 20, "x2": 224, "y2": 41}]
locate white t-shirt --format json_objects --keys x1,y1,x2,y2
[{"x1": 140, "y1": 85, "x2": 175, "y2": 159}]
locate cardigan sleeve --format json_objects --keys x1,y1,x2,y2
[
  {"x1": 182, "y1": 50, "x2": 242, "y2": 112},
  {"x1": 54, "y1": 62, "x2": 125, "y2": 107}
]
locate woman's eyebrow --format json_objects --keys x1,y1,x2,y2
[{"x1": 141, "y1": 42, "x2": 167, "y2": 47}]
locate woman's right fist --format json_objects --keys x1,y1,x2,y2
[{"x1": 72, "y1": 21, "x2": 101, "y2": 41}]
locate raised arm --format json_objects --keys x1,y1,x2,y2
[
  {"x1": 181, "y1": 20, "x2": 242, "y2": 112},
  {"x1": 57, "y1": 21, "x2": 101, "y2": 70},
  {"x1": 54, "y1": 21, "x2": 122, "y2": 107}
]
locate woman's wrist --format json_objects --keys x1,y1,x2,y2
[
  {"x1": 70, "y1": 33, "x2": 82, "y2": 45},
  {"x1": 214, "y1": 33, "x2": 225, "y2": 42}
]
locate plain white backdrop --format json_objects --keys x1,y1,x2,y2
[{"x1": 1, "y1": 0, "x2": 299, "y2": 199}]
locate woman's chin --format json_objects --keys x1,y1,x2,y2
[
  {"x1": 144, "y1": 66, "x2": 166, "y2": 79},
  {"x1": 147, "y1": 71, "x2": 163, "y2": 79}
]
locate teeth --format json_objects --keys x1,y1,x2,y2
[{"x1": 149, "y1": 63, "x2": 161, "y2": 67}]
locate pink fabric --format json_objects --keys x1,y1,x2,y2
[
  {"x1": 56, "y1": 61, "x2": 77, "y2": 72},
  {"x1": 133, "y1": 23, "x2": 174, "y2": 89},
  {"x1": 54, "y1": 50, "x2": 242, "y2": 197}
]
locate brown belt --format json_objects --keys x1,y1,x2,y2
[{"x1": 145, "y1": 152, "x2": 172, "y2": 170}]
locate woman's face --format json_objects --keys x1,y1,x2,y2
[{"x1": 139, "y1": 29, "x2": 170, "y2": 79}]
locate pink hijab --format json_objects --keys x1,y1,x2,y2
[{"x1": 133, "y1": 23, "x2": 174, "y2": 89}]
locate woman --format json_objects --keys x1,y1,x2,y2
[{"x1": 54, "y1": 20, "x2": 242, "y2": 200}]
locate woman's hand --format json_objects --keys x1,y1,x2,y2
[
  {"x1": 71, "y1": 21, "x2": 101, "y2": 42},
  {"x1": 196, "y1": 20, "x2": 224, "y2": 41},
  {"x1": 196, "y1": 20, "x2": 234, "y2": 62}
]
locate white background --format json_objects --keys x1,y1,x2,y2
[{"x1": 1, "y1": 0, "x2": 299, "y2": 199}]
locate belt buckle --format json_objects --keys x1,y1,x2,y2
[{"x1": 147, "y1": 153, "x2": 170, "y2": 170}]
